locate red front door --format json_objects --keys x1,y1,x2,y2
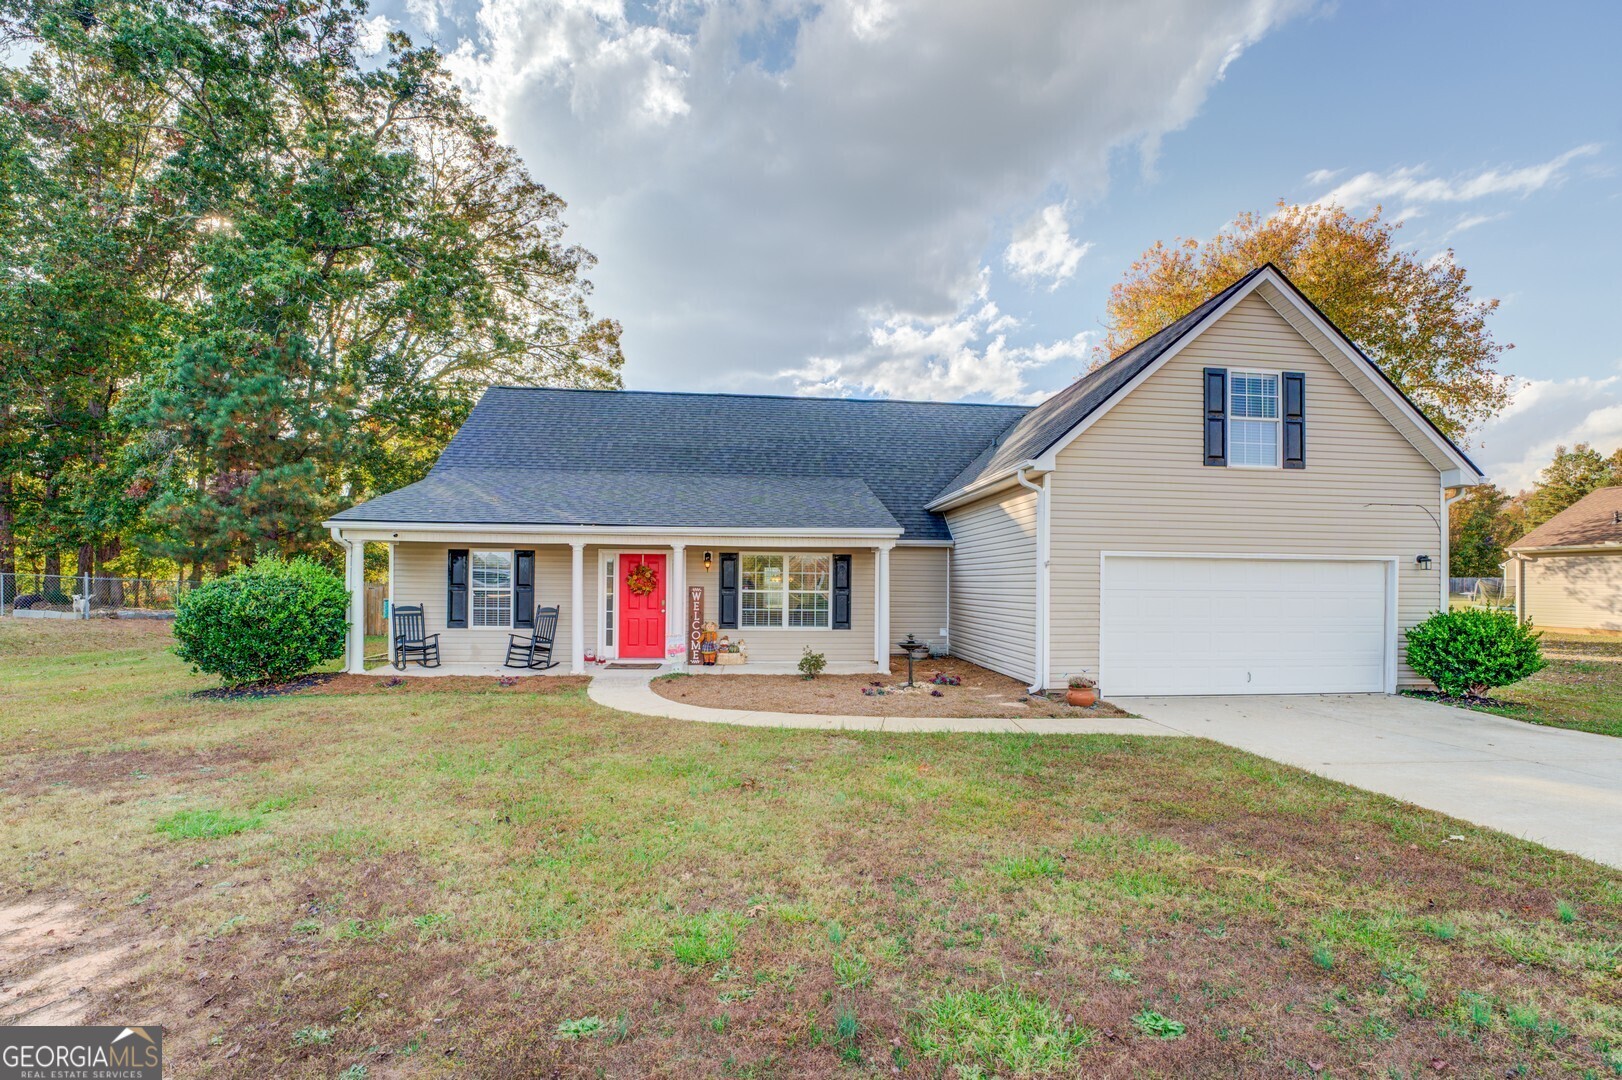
[{"x1": 618, "y1": 553, "x2": 667, "y2": 659}]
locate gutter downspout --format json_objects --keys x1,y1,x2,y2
[{"x1": 1014, "y1": 467, "x2": 1050, "y2": 695}]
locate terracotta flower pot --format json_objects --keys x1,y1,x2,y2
[{"x1": 1066, "y1": 687, "x2": 1098, "y2": 708}]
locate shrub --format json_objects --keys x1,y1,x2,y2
[
  {"x1": 174, "y1": 556, "x2": 348, "y2": 685},
  {"x1": 798, "y1": 647, "x2": 827, "y2": 680},
  {"x1": 1404, "y1": 608, "x2": 1545, "y2": 698}
]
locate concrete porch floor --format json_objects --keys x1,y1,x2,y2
[
  {"x1": 363, "y1": 661, "x2": 575, "y2": 677},
  {"x1": 364, "y1": 659, "x2": 885, "y2": 678}
]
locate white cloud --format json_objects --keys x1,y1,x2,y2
[
  {"x1": 1004, "y1": 204, "x2": 1092, "y2": 289},
  {"x1": 1314, "y1": 144, "x2": 1602, "y2": 213},
  {"x1": 1474, "y1": 367, "x2": 1622, "y2": 493},
  {"x1": 405, "y1": 0, "x2": 446, "y2": 35},
  {"x1": 356, "y1": 14, "x2": 395, "y2": 54},
  {"x1": 780, "y1": 270, "x2": 1090, "y2": 402},
  {"x1": 436, "y1": 0, "x2": 1312, "y2": 398}
]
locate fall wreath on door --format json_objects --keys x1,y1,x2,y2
[{"x1": 626, "y1": 562, "x2": 659, "y2": 596}]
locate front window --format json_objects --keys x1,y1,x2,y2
[
  {"x1": 1229, "y1": 371, "x2": 1280, "y2": 467},
  {"x1": 471, "y1": 550, "x2": 513, "y2": 627},
  {"x1": 740, "y1": 553, "x2": 832, "y2": 629}
]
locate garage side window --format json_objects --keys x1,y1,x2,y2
[{"x1": 1228, "y1": 371, "x2": 1280, "y2": 467}]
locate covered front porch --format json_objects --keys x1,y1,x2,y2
[{"x1": 327, "y1": 526, "x2": 903, "y2": 677}]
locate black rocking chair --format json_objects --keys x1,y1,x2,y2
[
  {"x1": 391, "y1": 604, "x2": 441, "y2": 669},
  {"x1": 505, "y1": 606, "x2": 560, "y2": 670}
]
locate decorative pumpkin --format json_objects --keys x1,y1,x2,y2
[{"x1": 626, "y1": 562, "x2": 659, "y2": 596}]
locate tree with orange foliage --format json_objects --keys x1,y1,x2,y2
[{"x1": 1100, "y1": 202, "x2": 1511, "y2": 441}]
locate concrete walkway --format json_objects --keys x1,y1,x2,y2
[
  {"x1": 1116, "y1": 694, "x2": 1622, "y2": 870},
  {"x1": 585, "y1": 668, "x2": 1174, "y2": 735}
]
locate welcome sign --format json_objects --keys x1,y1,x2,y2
[{"x1": 688, "y1": 586, "x2": 705, "y2": 664}]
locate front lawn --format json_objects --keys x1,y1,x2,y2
[
  {"x1": 1428, "y1": 631, "x2": 1622, "y2": 739},
  {"x1": 3, "y1": 619, "x2": 1621, "y2": 1077}
]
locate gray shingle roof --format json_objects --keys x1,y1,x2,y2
[
  {"x1": 1509, "y1": 487, "x2": 1622, "y2": 551},
  {"x1": 932, "y1": 266, "x2": 1268, "y2": 502},
  {"x1": 334, "y1": 390, "x2": 1029, "y2": 540},
  {"x1": 330, "y1": 468, "x2": 901, "y2": 530}
]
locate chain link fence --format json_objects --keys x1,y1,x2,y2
[{"x1": 1, "y1": 572, "x2": 198, "y2": 619}]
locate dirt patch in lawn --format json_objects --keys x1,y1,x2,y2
[
  {"x1": 0, "y1": 900, "x2": 152, "y2": 1025},
  {"x1": 652, "y1": 656, "x2": 1131, "y2": 718},
  {"x1": 1, "y1": 743, "x2": 275, "y2": 798}
]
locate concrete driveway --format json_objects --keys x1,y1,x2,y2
[{"x1": 1114, "y1": 694, "x2": 1622, "y2": 870}]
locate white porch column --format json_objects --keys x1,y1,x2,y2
[
  {"x1": 875, "y1": 543, "x2": 893, "y2": 671},
  {"x1": 669, "y1": 543, "x2": 687, "y2": 669},
  {"x1": 570, "y1": 541, "x2": 586, "y2": 674},
  {"x1": 345, "y1": 536, "x2": 366, "y2": 674}
]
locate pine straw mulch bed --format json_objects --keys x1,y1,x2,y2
[
  {"x1": 651, "y1": 655, "x2": 1131, "y2": 719},
  {"x1": 192, "y1": 672, "x2": 592, "y2": 700}
]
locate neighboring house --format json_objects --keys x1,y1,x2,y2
[
  {"x1": 1505, "y1": 487, "x2": 1622, "y2": 632},
  {"x1": 326, "y1": 264, "x2": 1483, "y2": 694}
]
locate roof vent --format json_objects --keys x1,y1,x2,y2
[{"x1": 1615, "y1": 510, "x2": 1622, "y2": 525}]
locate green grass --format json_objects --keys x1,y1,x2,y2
[
  {"x1": 3, "y1": 619, "x2": 1621, "y2": 1077},
  {"x1": 912, "y1": 985, "x2": 1097, "y2": 1073},
  {"x1": 1429, "y1": 631, "x2": 1622, "y2": 737},
  {"x1": 153, "y1": 807, "x2": 263, "y2": 840}
]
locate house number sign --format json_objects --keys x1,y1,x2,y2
[{"x1": 688, "y1": 586, "x2": 705, "y2": 664}]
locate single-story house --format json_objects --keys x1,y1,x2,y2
[
  {"x1": 326, "y1": 263, "x2": 1484, "y2": 694},
  {"x1": 1505, "y1": 486, "x2": 1622, "y2": 632}
]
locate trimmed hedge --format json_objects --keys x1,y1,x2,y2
[
  {"x1": 174, "y1": 556, "x2": 348, "y2": 686},
  {"x1": 1404, "y1": 608, "x2": 1545, "y2": 698}
]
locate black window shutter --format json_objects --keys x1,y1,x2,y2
[
  {"x1": 719, "y1": 552, "x2": 738, "y2": 629},
  {"x1": 1203, "y1": 367, "x2": 1227, "y2": 466},
  {"x1": 513, "y1": 550, "x2": 535, "y2": 628},
  {"x1": 446, "y1": 549, "x2": 469, "y2": 628},
  {"x1": 832, "y1": 554, "x2": 852, "y2": 630},
  {"x1": 1282, "y1": 371, "x2": 1306, "y2": 469}
]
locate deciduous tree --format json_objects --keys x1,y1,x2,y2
[{"x1": 1101, "y1": 202, "x2": 1511, "y2": 441}]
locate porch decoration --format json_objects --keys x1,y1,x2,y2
[
  {"x1": 626, "y1": 561, "x2": 659, "y2": 596},
  {"x1": 700, "y1": 620, "x2": 720, "y2": 665},
  {"x1": 1066, "y1": 673, "x2": 1098, "y2": 708}
]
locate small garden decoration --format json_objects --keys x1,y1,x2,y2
[
  {"x1": 1066, "y1": 673, "x2": 1098, "y2": 708},
  {"x1": 1405, "y1": 608, "x2": 1545, "y2": 699},
  {"x1": 626, "y1": 561, "x2": 659, "y2": 596}
]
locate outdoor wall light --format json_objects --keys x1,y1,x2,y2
[
  {"x1": 1415, "y1": 554, "x2": 1433, "y2": 570},
  {"x1": 703, "y1": 551, "x2": 713, "y2": 571}
]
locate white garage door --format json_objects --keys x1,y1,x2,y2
[{"x1": 1101, "y1": 555, "x2": 1391, "y2": 696}]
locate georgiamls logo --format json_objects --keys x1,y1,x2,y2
[{"x1": 1, "y1": 1024, "x2": 163, "y2": 1079}]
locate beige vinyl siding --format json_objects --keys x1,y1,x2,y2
[
  {"x1": 1523, "y1": 554, "x2": 1622, "y2": 631},
  {"x1": 685, "y1": 548, "x2": 877, "y2": 664},
  {"x1": 889, "y1": 547, "x2": 949, "y2": 652},
  {"x1": 945, "y1": 488, "x2": 1038, "y2": 682},
  {"x1": 390, "y1": 542, "x2": 599, "y2": 664},
  {"x1": 391, "y1": 540, "x2": 884, "y2": 666},
  {"x1": 1048, "y1": 292, "x2": 1443, "y2": 689}
]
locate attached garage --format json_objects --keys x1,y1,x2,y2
[{"x1": 1100, "y1": 554, "x2": 1396, "y2": 696}]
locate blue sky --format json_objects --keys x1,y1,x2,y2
[{"x1": 371, "y1": 0, "x2": 1621, "y2": 491}]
